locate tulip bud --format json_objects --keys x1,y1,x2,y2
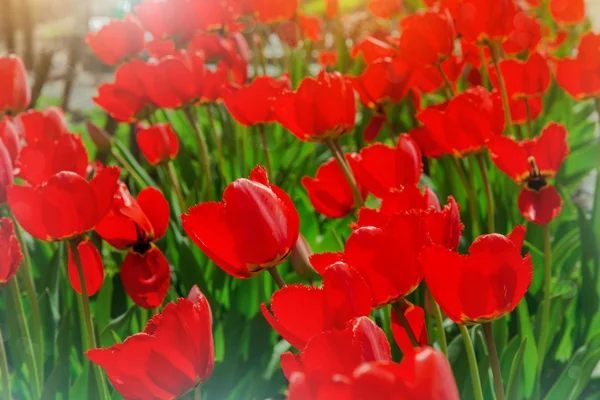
[
  {"x1": 86, "y1": 121, "x2": 113, "y2": 151},
  {"x1": 136, "y1": 123, "x2": 180, "y2": 166},
  {"x1": 0, "y1": 117, "x2": 21, "y2": 163},
  {"x1": 291, "y1": 234, "x2": 317, "y2": 282},
  {"x1": 0, "y1": 55, "x2": 31, "y2": 115},
  {"x1": 0, "y1": 217, "x2": 22, "y2": 287}
]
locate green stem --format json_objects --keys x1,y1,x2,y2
[
  {"x1": 258, "y1": 124, "x2": 274, "y2": 182},
  {"x1": 484, "y1": 323, "x2": 505, "y2": 400},
  {"x1": 206, "y1": 105, "x2": 228, "y2": 183},
  {"x1": 537, "y1": 224, "x2": 552, "y2": 383},
  {"x1": 524, "y1": 98, "x2": 534, "y2": 139},
  {"x1": 437, "y1": 63, "x2": 456, "y2": 98},
  {"x1": 165, "y1": 161, "x2": 187, "y2": 212},
  {"x1": 459, "y1": 324, "x2": 484, "y2": 400},
  {"x1": 268, "y1": 267, "x2": 286, "y2": 289},
  {"x1": 184, "y1": 108, "x2": 215, "y2": 201},
  {"x1": 431, "y1": 294, "x2": 448, "y2": 356},
  {"x1": 450, "y1": 157, "x2": 481, "y2": 238},
  {"x1": 392, "y1": 300, "x2": 419, "y2": 348},
  {"x1": 110, "y1": 148, "x2": 147, "y2": 188},
  {"x1": 11, "y1": 219, "x2": 43, "y2": 384},
  {"x1": 139, "y1": 308, "x2": 149, "y2": 328},
  {"x1": 69, "y1": 239, "x2": 110, "y2": 400},
  {"x1": 6, "y1": 275, "x2": 40, "y2": 399},
  {"x1": 488, "y1": 41, "x2": 515, "y2": 138},
  {"x1": 476, "y1": 153, "x2": 495, "y2": 233},
  {"x1": 0, "y1": 327, "x2": 10, "y2": 400},
  {"x1": 327, "y1": 139, "x2": 364, "y2": 209}
]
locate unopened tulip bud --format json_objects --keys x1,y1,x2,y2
[
  {"x1": 291, "y1": 234, "x2": 317, "y2": 281},
  {"x1": 86, "y1": 121, "x2": 113, "y2": 151}
]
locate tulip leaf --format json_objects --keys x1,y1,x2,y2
[
  {"x1": 517, "y1": 300, "x2": 538, "y2": 397},
  {"x1": 42, "y1": 310, "x2": 71, "y2": 400},
  {"x1": 99, "y1": 306, "x2": 136, "y2": 347},
  {"x1": 506, "y1": 337, "x2": 527, "y2": 400}
]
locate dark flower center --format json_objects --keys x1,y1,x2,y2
[
  {"x1": 133, "y1": 241, "x2": 152, "y2": 255},
  {"x1": 526, "y1": 156, "x2": 548, "y2": 192}
]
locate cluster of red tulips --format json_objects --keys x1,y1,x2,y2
[{"x1": 0, "y1": 0, "x2": 599, "y2": 398}]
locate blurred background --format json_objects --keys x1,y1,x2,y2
[{"x1": 0, "y1": 0, "x2": 598, "y2": 117}]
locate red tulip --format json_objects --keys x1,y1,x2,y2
[
  {"x1": 502, "y1": 12, "x2": 542, "y2": 55},
  {"x1": 0, "y1": 218, "x2": 22, "y2": 287},
  {"x1": 86, "y1": 14, "x2": 145, "y2": 65},
  {"x1": 391, "y1": 301, "x2": 428, "y2": 355},
  {"x1": 182, "y1": 166, "x2": 300, "y2": 279},
  {"x1": 555, "y1": 33, "x2": 600, "y2": 100},
  {"x1": 489, "y1": 53, "x2": 550, "y2": 100},
  {"x1": 146, "y1": 39, "x2": 177, "y2": 58},
  {"x1": 188, "y1": 32, "x2": 249, "y2": 85},
  {"x1": 0, "y1": 117, "x2": 20, "y2": 164},
  {"x1": 452, "y1": 0, "x2": 518, "y2": 44},
  {"x1": 222, "y1": 75, "x2": 291, "y2": 126},
  {"x1": 326, "y1": 0, "x2": 338, "y2": 18},
  {"x1": 262, "y1": 262, "x2": 372, "y2": 350},
  {"x1": 200, "y1": 62, "x2": 230, "y2": 103},
  {"x1": 16, "y1": 106, "x2": 70, "y2": 144},
  {"x1": 488, "y1": 123, "x2": 569, "y2": 225},
  {"x1": 94, "y1": 60, "x2": 150, "y2": 122},
  {"x1": 275, "y1": 71, "x2": 355, "y2": 142},
  {"x1": 318, "y1": 50, "x2": 338, "y2": 68},
  {"x1": 135, "y1": 0, "x2": 202, "y2": 45},
  {"x1": 17, "y1": 132, "x2": 89, "y2": 186},
  {"x1": 415, "y1": 86, "x2": 505, "y2": 158},
  {"x1": 350, "y1": 37, "x2": 397, "y2": 65},
  {"x1": 0, "y1": 140, "x2": 13, "y2": 204},
  {"x1": 0, "y1": 55, "x2": 30, "y2": 115},
  {"x1": 68, "y1": 235, "x2": 105, "y2": 296},
  {"x1": 357, "y1": 135, "x2": 423, "y2": 199},
  {"x1": 351, "y1": 348, "x2": 460, "y2": 400},
  {"x1": 411, "y1": 55, "x2": 466, "y2": 95},
  {"x1": 87, "y1": 286, "x2": 214, "y2": 399},
  {"x1": 367, "y1": 0, "x2": 402, "y2": 19},
  {"x1": 398, "y1": 10, "x2": 455, "y2": 68},
  {"x1": 96, "y1": 184, "x2": 171, "y2": 308},
  {"x1": 136, "y1": 123, "x2": 180, "y2": 166},
  {"x1": 549, "y1": 0, "x2": 585, "y2": 25},
  {"x1": 422, "y1": 225, "x2": 532, "y2": 324},
  {"x1": 253, "y1": 0, "x2": 297, "y2": 23},
  {"x1": 7, "y1": 166, "x2": 120, "y2": 241},
  {"x1": 299, "y1": 15, "x2": 321, "y2": 42},
  {"x1": 312, "y1": 191, "x2": 462, "y2": 308},
  {"x1": 302, "y1": 153, "x2": 367, "y2": 218}
]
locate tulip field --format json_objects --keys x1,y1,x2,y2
[{"x1": 1, "y1": 0, "x2": 600, "y2": 398}]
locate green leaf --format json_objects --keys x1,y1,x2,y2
[
  {"x1": 99, "y1": 307, "x2": 137, "y2": 347},
  {"x1": 41, "y1": 310, "x2": 71, "y2": 400},
  {"x1": 517, "y1": 300, "x2": 538, "y2": 397},
  {"x1": 506, "y1": 338, "x2": 527, "y2": 400}
]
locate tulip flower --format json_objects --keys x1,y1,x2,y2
[
  {"x1": 302, "y1": 153, "x2": 367, "y2": 218},
  {"x1": 182, "y1": 166, "x2": 300, "y2": 279},
  {"x1": 357, "y1": 135, "x2": 423, "y2": 199},
  {"x1": 549, "y1": 0, "x2": 585, "y2": 26},
  {"x1": 96, "y1": 184, "x2": 171, "y2": 308},
  {"x1": 187, "y1": 33, "x2": 249, "y2": 85},
  {"x1": 222, "y1": 75, "x2": 291, "y2": 127},
  {"x1": 86, "y1": 286, "x2": 214, "y2": 399},
  {"x1": 422, "y1": 225, "x2": 533, "y2": 324},
  {"x1": 411, "y1": 56, "x2": 465, "y2": 95},
  {"x1": 503, "y1": 12, "x2": 542, "y2": 55},
  {"x1": 326, "y1": 0, "x2": 338, "y2": 18},
  {"x1": 312, "y1": 190, "x2": 462, "y2": 308},
  {"x1": 298, "y1": 15, "x2": 321, "y2": 42},
  {"x1": 350, "y1": 36, "x2": 397, "y2": 65},
  {"x1": 391, "y1": 301, "x2": 428, "y2": 355},
  {"x1": 0, "y1": 55, "x2": 30, "y2": 115},
  {"x1": 274, "y1": 71, "x2": 355, "y2": 142},
  {"x1": 16, "y1": 106, "x2": 70, "y2": 143},
  {"x1": 135, "y1": 0, "x2": 203, "y2": 45},
  {"x1": 253, "y1": 0, "x2": 298, "y2": 23},
  {"x1": 398, "y1": 10, "x2": 455, "y2": 68},
  {"x1": 488, "y1": 123, "x2": 569, "y2": 225},
  {"x1": 85, "y1": 15, "x2": 145, "y2": 65},
  {"x1": 0, "y1": 117, "x2": 20, "y2": 165},
  {"x1": 261, "y1": 262, "x2": 372, "y2": 350},
  {"x1": 367, "y1": 0, "x2": 402, "y2": 19},
  {"x1": 318, "y1": 50, "x2": 338, "y2": 68},
  {"x1": 555, "y1": 33, "x2": 600, "y2": 100},
  {"x1": 452, "y1": 0, "x2": 518, "y2": 44},
  {"x1": 0, "y1": 218, "x2": 22, "y2": 287},
  {"x1": 136, "y1": 123, "x2": 180, "y2": 166},
  {"x1": 415, "y1": 86, "x2": 505, "y2": 158}
]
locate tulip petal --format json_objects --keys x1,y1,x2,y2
[
  {"x1": 137, "y1": 187, "x2": 170, "y2": 240},
  {"x1": 121, "y1": 246, "x2": 171, "y2": 309},
  {"x1": 68, "y1": 237, "x2": 105, "y2": 296},
  {"x1": 7, "y1": 185, "x2": 49, "y2": 240},
  {"x1": 518, "y1": 185, "x2": 563, "y2": 225},
  {"x1": 391, "y1": 303, "x2": 428, "y2": 355}
]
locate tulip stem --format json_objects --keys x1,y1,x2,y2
[
  {"x1": 431, "y1": 295, "x2": 448, "y2": 357},
  {"x1": 206, "y1": 106, "x2": 228, "y2": 183},
  {"x1": 165, "y1": 161, "x2": 187, "y2": 212},
  {"x1": 259, "y1": 124, "x2": 274, "y2": 182},
  {"x1": 476, "y1": 153, "x2": 495, "y2": 233},
  {"x1": 110, "y1": 148, "x2": 147, "y2": 188},
  {"x1": 436, "y1": 63, "x2": 455, "y2": 98},
  {"x1": 487, "y1": 41, "x2": 515, "y2": 138},
  {"x1": 268, "y1": 267, "x2": 286, "y2": 289},
  {"x1": 184, "y1": 107, "x2": 215, "y2": 201},
  {"x1": 483, "y1": 323, "x2": 505, "y2": 400},
  {"x1": 536, "y1": 224, "x2": 552, "y2": 385},
  {"x1": 6, "y1": 274, "x2": 40, "y2": 399},
  {"x1": 450, "y1": 157, "x2": 481, "y2": 238},
  {"x1": 326, "y1": 139, "x2": 364, "y2": 209},
  {"x1": 68, "y1": 239, "x2": 110, "y2": 400},
  {"x1": 459, "y1": 324, "x2": 484, "y2": 400},
  {"x1": 524, "y1": 99, "x2": 534, "y2": 139},
  {"x1": 392, "y1": 300, "x2": 419, "y2": 348},
  {"x1": 0, "y1": 327, "x2": 10, "y2": 400},
  {"x1": 11, "y1": 218, "x2": 44, "y2": 383}
]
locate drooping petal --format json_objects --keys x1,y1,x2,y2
[
  {"x1": 121, "y1": 246, "x2": 171, "y2": 309},
  {"x1": 518, "y1": 185, "x2": 563, "y2": 225},
  {"x1": 68, "y1": 237, "x2": 105, "y2": 296},
  {"x1": 137, "y1": 187, "x2": 170, "y2": 240},
  {"x1": 391, "y1": 302, "x2": 428, "y2": 355}
]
